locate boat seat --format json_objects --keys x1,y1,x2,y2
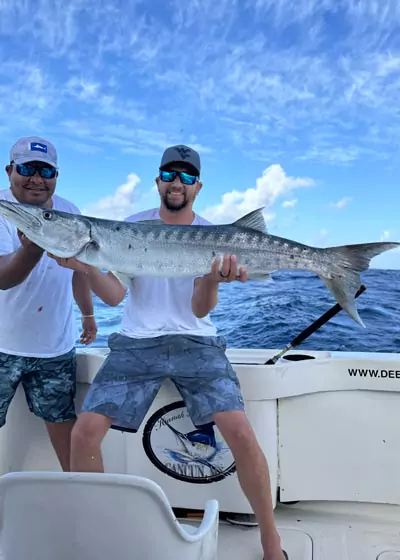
[{"x1": 0, "y1": 471, "x2": 219, "y2": 560}]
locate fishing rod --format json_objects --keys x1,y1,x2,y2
[{"x1": 264, "y1": 284, "x2": 367, "y2": 365}]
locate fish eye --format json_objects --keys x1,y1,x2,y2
[{"x1": 42, "y1": 210, "x2": 54, "y2": 220}]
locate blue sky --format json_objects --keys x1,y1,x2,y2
[{"x1": 0, "y1": 0, "x2": 399, "y2": 269}]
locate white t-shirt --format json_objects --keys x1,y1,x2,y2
[
  {"x1": 0, "y1": 188, "x2": 80, "y2": 358},
  {"x1": 119, "y1": 208, "x2": 218, "y2": 339}
]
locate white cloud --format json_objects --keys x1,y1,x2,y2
[
  {"x1": 305, "y1": 227, "x2": 329, "y2": 247},
  {"x1": 82, "y1": 173, "x2": 141, "y2": 220},
  {"x1": 58, "y1": 119, "x2": 212, "y2": 160},
  {"x1": 282, "y1": 198, "x2": 298, "y2": 208},
  {"x1": 201, "y1": 164, "x2": 313, "y2": 223},
  {"x1": 379, "y1": 230, "x2": 399, "y2": 252},
  {"x1": 299, "y1": 147, "x2": 360, "y2": 164},
  {"x1": 62, "y1": 139, "x2": 103, "y2": 155},
  {"x1": 66, "y1": 77, "x2": 100, "y2": 100},
  {"x1": 0, "y1": 62, "x2": 60, "y2": 127},
  {"x1": 330, "y1": 196, "x2": 353, "y2": 209},
  {"x1": 380, "y1": 230, "x2": 392, "y2": 241},
  {"x1": 81, "y1": 164, "x2": 312, "y2": 229}
]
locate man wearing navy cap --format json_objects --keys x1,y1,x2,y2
[
  {"x1": 52, "y1": 144, "x2": 286, "y2": 559},
  {"x1": 0, "y1": 136, "x2": 97, "y2": 471}
]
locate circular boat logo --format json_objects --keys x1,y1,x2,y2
[{"x1": 142, "y1": 401, "x2": 236, "y2": 484}]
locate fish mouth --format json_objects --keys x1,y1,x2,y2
[{"x1": 0, "y1": 200, "x2": 43, "y2": 232}]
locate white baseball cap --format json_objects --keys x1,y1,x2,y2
[{"x1": 10, "y1": 136, "x2": 58, "y2": 168}]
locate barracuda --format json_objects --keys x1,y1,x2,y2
[{"x1": 0, "y1": 200, "x2": 398, "y2": 327}]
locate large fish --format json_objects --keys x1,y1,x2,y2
[{"x1": 0, "y1": 200, "x2": 398, "y2": 326}]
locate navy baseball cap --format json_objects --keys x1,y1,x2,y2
[{"x1": 159, "y1": 145, "x2": 201, "y2": 176}]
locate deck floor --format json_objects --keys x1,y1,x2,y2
[
  {"x1": 182, "y1": 501, "x2": 400, "y2": 560},
  {"x1": 1, "y1": 502, "x2": 400, "y2": 559},
  {"x1": 215, "y1": 522, "x2": 310, "y2": 559}
]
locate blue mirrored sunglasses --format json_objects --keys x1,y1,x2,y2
[
  {"x1": 13, "y1": 162, "x2": 57, "y2": 179},
  {"x1": 159, "y1": 170, "x2": 198, "y2": 186}
]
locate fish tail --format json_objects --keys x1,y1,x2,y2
[{"x1": 319, "y1": 242, "x2": 399, "y2": 327}]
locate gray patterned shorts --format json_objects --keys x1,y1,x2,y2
[
  {"x1": 82, "y1": 333, "x2": 244, "y2": 430},
  {"x1": 0, "y1": 349, "x2": 77, "y2": 426}
]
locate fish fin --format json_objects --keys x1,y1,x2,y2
[
  {"x1": 111, "y1": 270, "x2": 133, "y2": 287},
  {"x1": 134, "y1": 219, "x2": 164, "y2": 225},
  {"x1": 320, "y1": 241, "x2": 400, "y2": 327},
  {"x1": 248, "y1": 273, "x2": 272, "y2": 282},
  {"x1": 232, "y1": 208, "x2": 268, "y2": 234}
]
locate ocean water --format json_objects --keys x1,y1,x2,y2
[{"x1": 76, "y1": 269, "x2": 400, "y2": 354}]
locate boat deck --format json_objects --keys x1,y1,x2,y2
[
  {"x1": 0, "y1": 504, "x2": 400, "y2": 559},
  {"x1": 0, "y1": 503, "x2": 400, "y2": 560},
  {"x1": 178, "y1": 501, "x2": 400, "y2": 559}
]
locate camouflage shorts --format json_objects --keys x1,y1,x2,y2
[
  {"x1": 0, "y1": 349, "x2": 77, "y2": 426},
  {"x1": 82, "y1": 333, "x2": 244, "y2": 431}
]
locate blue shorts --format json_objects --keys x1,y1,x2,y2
[
  {"x1": 82, "y1": 333, "x2": 244, "y2": 430},
  {"x1": 0, "y1": 349, "x2": 77, "y2": 426}
]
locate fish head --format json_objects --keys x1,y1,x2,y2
[{"x1": 0, "y1": 201, "x2": 91, "y2": 258}]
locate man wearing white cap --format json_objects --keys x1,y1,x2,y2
[{"x1": 0, "y1": 136, "x2": 97, "y2": 471}]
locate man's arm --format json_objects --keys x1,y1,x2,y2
[
  {"x1": 85, "y1": 268, "x2": 127, "y2": 307},
  {"x1": 72, "y1": 270, "x2": 98, "y2": 345},
  {"x1": 0, "y1": 231, "x2": 44, "y2": 290},
  {"x1": 72, "y1": 271, "x2": 94, "y2": 316},
  {"x1": 192, "y1": 275, "x2": 219, "y2": 318},
  {"x1": 192, "y1": 255, "x2": 248, "y2": 318},
  {"x1": 48, "y1": 255, "x2": 127, "y2": 307}
]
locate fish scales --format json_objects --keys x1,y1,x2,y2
[{"x1": 0, "y1": 201, "x2": 398, "y2": 326}]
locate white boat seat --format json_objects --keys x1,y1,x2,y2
[{"x1": 0, "y1": 471, "x2": 219, "y2": 560}]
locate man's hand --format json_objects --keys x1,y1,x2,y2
[
  {"x1": 48, "y1": 253, "x2": 93, "y2": 274},
  {"x1": 192, "y1": 255, "x2": 248, "y2": 319},
  {"x1": 80, "y1": 315, "x2": 97, "y2": 345},
  {"x1": 207, "y1": 254, "x2": 248, "y2": 284},
  {"x1": 0, "y1": 231, "x2": 45, "y2": 290},
  {"x1": 17, "y1": 230, "x2": 44, "y2": 256}
]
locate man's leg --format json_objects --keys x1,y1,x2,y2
[
  {"x1": 70, "y1": 333, "x2": 165, "y2": 472},
  {"x1": 45, "y1": 419, "x2": 76, "y2": 472},
  {"x1": 23, "y1": 349, "x2": 77, "y2": 472},
  {"x1": 0, "y1": 352, "x2": 24, "y2": 430},
  {"x1": 70, "y1": 412, "x2": 113, "y2": 472},
  {"x1": 214, "y1": 410, "x2": 284, "y2": 560},
  {"x1": 172, "y1": 334, "x2": 285, "y2": 560}
]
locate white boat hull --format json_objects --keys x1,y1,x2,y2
[{"x1": 0, "y1": 347, "x2": 399, "y2": 559}]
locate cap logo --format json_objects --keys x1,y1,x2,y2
[
  {"x1": 175, "y1": 146, "x2": 192, "y2": 159},
  {"x1": 30, "y1": 142, "x2": 48, "y2": 154}
]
